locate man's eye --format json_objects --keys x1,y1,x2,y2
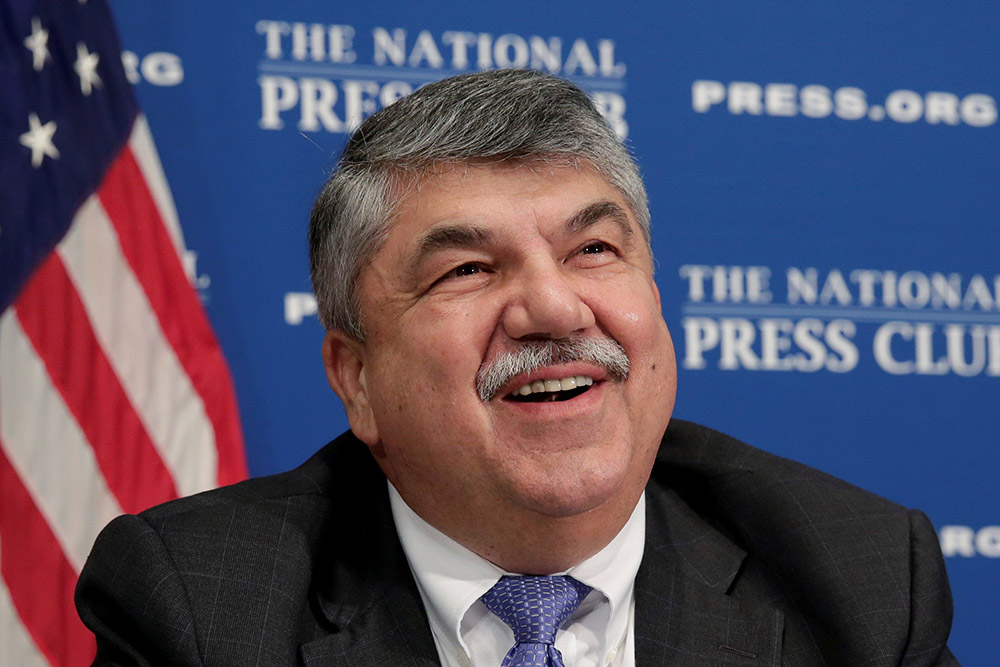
[
  {"x1": 428, "y1": 262, "x2": 491, "y2": 291},
  {"x1": 580, "y1": 242, "x2": 612, "y2": 255},
  {"x1": 446, "y1": 263, "x2": 484, "y2": 279}
]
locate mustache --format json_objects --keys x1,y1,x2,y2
[{"x1": 476, "y1": 336, "x2": 630, "y2": 401}]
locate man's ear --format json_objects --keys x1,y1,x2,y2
[{"x1": 321, "y1": 330, "x2": 380, "y2": 447}]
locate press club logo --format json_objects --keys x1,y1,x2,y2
[
  {"x1": 679, "y1": 265, "x2": 1000, "y2": 377},
  {"x1": 255, "y1": 20, "x2": 631, "y2": 138}
]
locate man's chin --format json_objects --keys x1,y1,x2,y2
[{"x1": 503, "y1": 456, "x2": 635, "y2": 521}]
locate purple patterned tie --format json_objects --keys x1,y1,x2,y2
[{"x1": 480, "y1": 575, "x2": 593, "y2": 667}]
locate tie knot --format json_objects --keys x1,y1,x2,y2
[{"x1": 480, "y1": 575, "x2": 592, "y2": 645}]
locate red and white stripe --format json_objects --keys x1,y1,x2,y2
[{"x1": 0, "y1": 113, "x2": 247, "y2": 666}]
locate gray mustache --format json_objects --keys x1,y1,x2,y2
[{"x1": 476, "y1": 337, "x2": 630, "y2": 401}]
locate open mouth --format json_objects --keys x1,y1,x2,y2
[{"x1": 506, "y1": 376, "x2": 595, "y2": 403}]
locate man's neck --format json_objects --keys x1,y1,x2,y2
[{"x1": 400, "y1": 479, "x2": 647, "y2": 575}]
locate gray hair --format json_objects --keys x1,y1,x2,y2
[{"x1": 308, "y1": 68, "x2": 650, "y2": 340}]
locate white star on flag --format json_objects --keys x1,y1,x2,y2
[
  {"x1": 74, "y1": 42, "x2": 102, "y2": 96},
  {"x1": 19, "y1": 112, "x2": 60, "y2": 167},
  {"x1": 23, "y1": 17, "x2": 50, "y2": 71}
]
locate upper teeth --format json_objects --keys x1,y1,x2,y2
[{"x1": 513, "y1": 375, "x2": 594, "y2": 397}]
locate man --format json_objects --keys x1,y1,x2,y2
[{"x1": 76, "y1": 69, "x2": 958, "y2": 666}]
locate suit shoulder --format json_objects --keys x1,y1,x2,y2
[
  {"x1": 139, "y1": 431, "x2": 373, "y2": 522},
  {"x1": 654, "y1": 420, "x2": 953, "y2": 663},
  {"x1": 78, "y1": 432, "x2": 394, "y2": 664},
  {"x1": 657, "y1": 419, "x2": 909, "y2": 518},
  {"x1": 654, "y1": 419, "x2": 918, "y2": 591}
]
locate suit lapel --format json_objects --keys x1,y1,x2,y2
[
  {"x1": 634, "y1": 477, "x2": 784, "y2": 666},
  {"x1": 297, "y1": 441, "x2": 440, "y2": 666},
  {"x1": 299, "y1": 579, "x2": 439, "y2": 667}
]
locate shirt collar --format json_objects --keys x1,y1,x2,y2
[{"x1": 389, "y1": 482, "x2": 645, "y2": 663}]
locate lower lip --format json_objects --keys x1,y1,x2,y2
[{"x1": 498, "y1": 381, "x2": 606, "y2": 418}]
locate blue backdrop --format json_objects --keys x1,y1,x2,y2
[{"x1": 107, "y1": 2, "x2": 999, "y2": 662}]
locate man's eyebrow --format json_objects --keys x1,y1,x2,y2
[
  {"x1": 408, "y1": 224, "x2": 496, "y2": 275},
  {"x1": 565, "y1": 200, "x2": 634, "y2": 238}
]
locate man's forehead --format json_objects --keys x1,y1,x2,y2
[
  {"x1": 408, "y1": 204, "x2": 612, "y2": 275},
  {"x1": 413, "y1": 199, "x2": 633, "y2": 247},
  {"x1": 392, "y1": 159, "x2": 634, "y2": 229}
]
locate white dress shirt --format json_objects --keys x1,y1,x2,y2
[{"x1": 389, "y1": 483, "x2": 645, "y2": 667}]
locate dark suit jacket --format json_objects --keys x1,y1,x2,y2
[{"x1": 76, "y1": 420, "x2": 959, "y2": 666}]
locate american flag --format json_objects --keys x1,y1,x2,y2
[{"x1": 0, "y1": 1, "x2": 248, "y2": 664}]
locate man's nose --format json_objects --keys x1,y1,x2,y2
[{"x1": 501, "y1": 262, "x2": 596, "y2": 340}]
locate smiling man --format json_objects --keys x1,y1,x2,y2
[
  {"x1": 77, "y1": 70, "x2": 958, "y2": 666},
  {"x1": 325, "y1": 161, "x2": 673, "y2": 579}
]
